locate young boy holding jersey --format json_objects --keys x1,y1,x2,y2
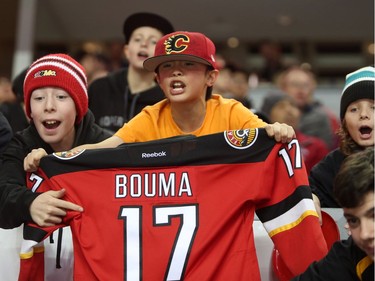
[
  {"x1": 0, "y1": 54, "x2": 111, "y2": 280},
  {"x1": 25, "y1": 31, "x2": 295, "y2": 168}
]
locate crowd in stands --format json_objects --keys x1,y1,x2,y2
[{"x1": 0, "y1": 11, "x2": 373, "y2": 281}]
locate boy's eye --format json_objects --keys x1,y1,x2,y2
[
  {"x1": 161, "y1": 63, "x2": 172, "y2": 68},
  {"x1": 346, "y1": 217, "x2": 359, "y2": 228},
  {"x1": 57, "y1": 95, "x2": 68, "y2": 100},
  {"x1": 184, "y1": 61, "x2": 195, "y2": 66}
]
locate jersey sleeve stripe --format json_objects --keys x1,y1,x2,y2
[
  {"x1": 20, "y1": 241, "x2": 44, "y2": 259},
  {"x1": 356, "y1": 256, "x2": 373, "y2": 280},
  {"x1": 261, "y1": 198, "x2": 318, "y2": 237},
  {"x1": 256, "y1": 185, "x2": 312, "y2": 221},
  {"x1": 268, "y1": 210, "x2": 318, "y2": 237}
]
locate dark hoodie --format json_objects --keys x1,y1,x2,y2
[
  {"x1": 309, "y1": 148, "x2": 346, "y2": 207},
  {"x1": 0, "y1": 111, "x2": 12, "y2": 162},
  {"x1": 88, "y1": 68, "x2": 165, "y2": 133},
  {"x1": 0, "y1": 110, "x2": 111, "y2": 228},
  {"x1": 293, "y1": 236, "x2": 374, "y2": 281}
]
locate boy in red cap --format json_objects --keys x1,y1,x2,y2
[
  {"x1": 0, "y1": 54, "x2": 111, "y2": 279},
  {"x1": 26, "y1": 31, "x2": 293, "y2": 153},
  {"x1": 23, "y1": 34, "x2": 328, "y2": 280}
]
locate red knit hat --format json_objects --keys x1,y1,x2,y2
[
  {"x1": 24, "y1": 53, "x2": 88, "y2": 124},
  {"x1": 143, "y1": 31, "x2": 218, "y2": 72}
]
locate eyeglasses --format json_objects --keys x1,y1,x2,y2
[{"x1": 285, "y1": 81, "x2": 312, "y2": 90}]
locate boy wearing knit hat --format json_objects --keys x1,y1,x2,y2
[
  {"x1": 88, "y1": 12, "x2": 175, "y2": 133},
  {"x1": 0, "y1": 54, "x2": 111, "y2": 279},
  {"x1": 23, "y1": 53, "x2": 88, "y2": 126},
  {"x1": 309, "y1": 66, "x2": 374, "y2": 220}
]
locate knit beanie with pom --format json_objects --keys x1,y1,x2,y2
[
  {"x1": 24, "y1": 53, "x2": 88, "y2": 124},
  {"x1": 340, "y1": 66, "x2": 374, "y2": 120}
]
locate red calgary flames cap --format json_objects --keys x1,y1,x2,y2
[{"x1": 143, "y1": 31, "x2": 218, "y2": 72}]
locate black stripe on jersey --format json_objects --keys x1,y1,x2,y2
[
  {"x1": 40, "y1": 129, "x2": 277, "y2": 178},
  {"x1": 255, "y1": 185, "x2": 312, "y2": 222},
  {"x1": 23, "y1": 224, "x2": 48, "y2": 242}
]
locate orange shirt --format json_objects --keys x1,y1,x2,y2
[{"x1": 115, "y1": 94, "x2": 267, "y2": 143}]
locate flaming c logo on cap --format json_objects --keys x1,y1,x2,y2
[
  {"x1": 164, "y1": 34, "x2": 190, "y2": 54},
  {"x1": 224, "y1": 129, "x2": 258, "y2": 149}
]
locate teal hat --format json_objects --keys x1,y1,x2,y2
[{"x1": 340, "y1": 66, "x2": 375, "y2": 119}]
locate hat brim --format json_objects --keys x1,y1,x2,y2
[{"x1": 143, "y1": 54, "x2": 213, "y2": 72}]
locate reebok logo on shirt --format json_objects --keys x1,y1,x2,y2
[{"x1": 142, "y1": 151, "x2": 167, "y2": 158}]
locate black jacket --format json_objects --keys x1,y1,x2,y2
[
  {"x1": 0, "y1": 110, "x2": 111, "y2": 229},
  {"x1": 293, "y1": 236, "x2": 374, "y2": 281},
  {"x1": 0, "y1": 102, "x2": 29, "y2": 134},
  {"x1": 309, "y1": 148, "x2": 346, "y2": 207},
  {"x1": 0, "y1": 111, "x2": 12, "y2": 161},
  {"x1": 88, "y1": 68, "x2": 165, "y2": 133}
]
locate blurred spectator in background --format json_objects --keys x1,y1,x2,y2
[
  {"x1": 258, "y1": 40, "x2": 286, "y2": 83},
  {"x1": 212, "y1": 55, "x2": 234, "y2": 99},
  {"x1": 0, "y1": 77, "x2": 16, "y2": 104},
  {"x1": 106, "y1": 41, "x2": 128, "y2": 71},
  {"x1": 88, "y1": 12, "x2": 174, "y2": 133},
  {"x1": 74, "y1": 48, "x2": 109, "y2": 85},
  {"x1": 215, "y1": 61, "x2": 254, "y2": 108},
  {"x1": 227, "y1": 63, "x2": 254, "y2": 109},
  {"x1": 0, "y1": 111, "x2": 12, "y2": 164},
  {"x1": 213, "y1": 56, "x2": 268, "y2": 122},
  {"x1": 261, "y1": 91, "x2": 329, "y2": 174},
  {"x1": 0, "y1": 69, "x2": 29, "y2": 133},
  {"x1": 214, "y1": 65, "x2": 233, "y2": 98},
  {"x1": 277, "y1": 65, "x2": 340, "y2": 150}
]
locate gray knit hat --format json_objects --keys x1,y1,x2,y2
[
  {"x1": 261, "y1": 90, "x2": 294, "y2": 119},
  {"x1": 340, "y1": 66, "x2": 375, "y2": 119}
]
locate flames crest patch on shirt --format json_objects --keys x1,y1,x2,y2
[
  {"x1": 53, "y1": 149, "x2": 85, "y2": 160},
  {"x1": 224, "y1": 129, "x2": 258, "y2": 149}
]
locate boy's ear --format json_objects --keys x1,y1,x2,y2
[
  {"x1": 155, "y1": 73, "x2": 160, "y2": 84},
  {"x1": 123, "y1": 45, "x2": 130, "y2": 60},
  {"x1": 207, "y1": 69, "x2": 219, "y2": 87}
]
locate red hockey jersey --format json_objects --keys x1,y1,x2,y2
[{"x1": 20, "y1": 128, "x2": 327, "y2": 281}]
